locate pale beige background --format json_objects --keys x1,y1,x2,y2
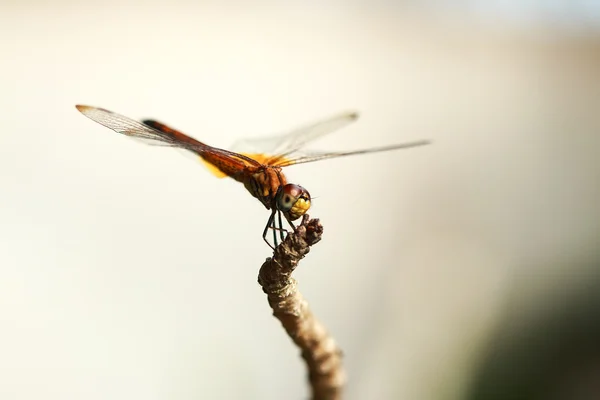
[{"x1": 1, "y1": 2, "x2": 599, "y2": 400}]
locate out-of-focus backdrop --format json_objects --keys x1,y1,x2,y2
[{"x1": 1, "y1": 1, "x2": 599, "y2": 399}]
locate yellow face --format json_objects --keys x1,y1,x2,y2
[
  {"x1": 289, "y1": 197, "x2": 311, "y2": 220},
  {"x1": 277, "y1": 184, "x2": 311, "y2": 221}
]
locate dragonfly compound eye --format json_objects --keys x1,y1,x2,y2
[{"x1": 278, "y1": 184, "x2": 311, "y2": 220}]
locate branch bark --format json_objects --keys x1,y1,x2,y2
[{"x1": 258, "y1": 215, "x2": 345, "y2": 400}]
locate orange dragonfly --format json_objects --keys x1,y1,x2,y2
[{"x1": 76, "y1": 105, "x2": 429, "y2": 248}]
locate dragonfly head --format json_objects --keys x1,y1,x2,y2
[{"x1": 277, "y1": 184, "x2": 311, "y2": 220}]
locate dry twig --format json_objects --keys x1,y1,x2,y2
[{"x1": 258, "y1": 215, "x2": 344, "y2": 400}]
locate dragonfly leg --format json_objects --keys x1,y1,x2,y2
[
  {"x1": 271, "y1": 211, "x2": 290, "y2": 247},
  {"x1": 267, "y1": 214, "x2": 290, "y2": 239},
  {"x1": 272, "y1": 214, "x2": 278, "y2": 248},
  {"x1": 263, "y1": 210, "x2": 297, "y2": 249},
  {"x1": 285, "y1": 214, "x2": 298, "y2": 232},
  {"x1": 277, "y1": 210, "x2": 286, "y2": 242},
  {"x1": 263, "y1": 209, "x2": 277, "y2": 250}
]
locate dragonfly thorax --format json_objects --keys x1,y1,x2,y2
[{"x1": 243, "y1": 168, "x2": 311, "y2": 220}]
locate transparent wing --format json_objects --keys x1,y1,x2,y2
[
  {"x1": 273, "y1": 140, "x2": 432, "y2": 167},
  {"x1": 75, "y1": 105, "x2": 262, "y2": 176},
  {"x1": 230, "y1": 111, "x2": 359, "y2": 164},
  {"x1": 76, "y1": 105, "x2": 185, "y2": 147},
  {"x1": 76, "y1": 106, "x2": 429, "y2": 171}
]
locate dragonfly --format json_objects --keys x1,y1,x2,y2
[{"x1": 75, "y1": 105, "x2": 430, "y2": 249}]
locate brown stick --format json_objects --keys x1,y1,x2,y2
[{"x1": 258, "y1": 215, "x2": 345, "y2": 400}]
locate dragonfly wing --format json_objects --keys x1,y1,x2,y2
[
  {"x1": 76, "y1": 105, "x2": 262, "y2": 179},
  {"x1": 230, "y1": 111, "x2": 359, "y2": 164},
  {"x1": 273, "y1": 140, "x2": 432, "y2": 167},
  {"x1": 75, "y1": 105, "x2": 188, "y2": 147}
]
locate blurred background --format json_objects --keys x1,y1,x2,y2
[{"x1": 1, "y1": 1, "x2": 599, "y2": 399}]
